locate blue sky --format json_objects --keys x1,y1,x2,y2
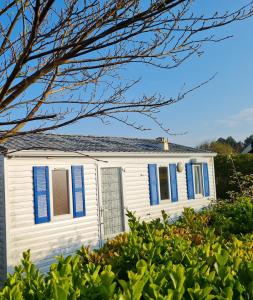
[{"x1": 59, "y1": 1, "x2": 253, "y2": 147}]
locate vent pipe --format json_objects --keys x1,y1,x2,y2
[{"x1": 156, "y1": 137, "x2": 169, "y2": 151}]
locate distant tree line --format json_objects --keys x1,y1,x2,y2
[{"x1": 198, "y1": 135, "x2": 253, "y2": 155}]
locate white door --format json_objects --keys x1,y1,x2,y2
[{"x1": 100, "y1": 167, "x2": 125, "y2": 239}]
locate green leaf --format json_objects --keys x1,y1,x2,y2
[{"x1": 215, "y1": 250, "x2": 229, "y2": 266}]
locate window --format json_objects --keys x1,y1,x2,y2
[
  {"x1": 193, "y1": 164, "x2": 203, "y2": 195},
  {"x1": 52, "y1": 169, "x2": 70, "y2": 216},
  {"x1": 158, "y1": 167, "x2": 169, "y2": 200},
  {"x1": 148, "y1": 164, "x2": 178, "y2": 205}
]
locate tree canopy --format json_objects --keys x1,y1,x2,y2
[
  {"x1": 198, "y1": 134, "x2": 253, "y2": 154},
  {"x1": 198, "y1": 141, "x2": 235, "y2": 155}
]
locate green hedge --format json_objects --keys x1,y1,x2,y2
[
  {"x1": 1, "y1": 204, "x2": 253, "y2": 299},
  {"x1": 214, "y1": 154, "x2": 253, "y2": 199}
]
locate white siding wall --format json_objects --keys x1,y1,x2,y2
[
  {"x1": 6, "y1": 157, "x2": 99, "y2": 274},
  {"x1": 98, "y1": 156, "x2": 215, "y2": 222},
  {"x1": 5, "y1": 154, "x2": 215, "y2": 274},
  {"x1": 0, "y1": 156, "x2": 6, "y2": 281}
]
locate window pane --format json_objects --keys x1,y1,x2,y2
[
  {"x1": 194, "y1": 165, "x2": 203, "y2": 195},
  {"x1": 52, "y1": 169, "x2": 70, "y2": 216},
  {"x1": 159, "y1": 167, "x2": 169, "y2": 200}
]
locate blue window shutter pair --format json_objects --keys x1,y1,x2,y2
[
  {"x1": 148, "y1": 164, "x2": 178, "y2": 205},
  {"x1": 185, "y1": 162, "x2": 210, "y2": 199},
  {"x1": 71, "y1": 166, "x2": 86, "y2": 218},
  {"x1": 33, "y1": 165, "x2": 86, "y2": 224}
]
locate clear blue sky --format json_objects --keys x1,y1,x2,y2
[{"x1": 59, "y1": 1, "x2": 253, "y2": 147}]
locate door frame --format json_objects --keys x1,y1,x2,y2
[{"x1": 97, "y1": 164, "x2": 126, "y2": 244}]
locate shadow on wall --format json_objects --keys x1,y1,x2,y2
[
  {"x1": 7, "y1": 234, "x2": 100, "y2": 276},
  {"x1": 6, "y1": 203, "x2": 214, "y2": 278}
]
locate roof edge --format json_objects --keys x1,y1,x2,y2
[{"x1": 5, "y1": 149, "x2": 217, "y2": 158}]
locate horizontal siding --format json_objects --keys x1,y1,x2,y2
[
  {"x1": 6, "y1": 159, "x2": 99, "y2": 274},
  {"x1": 6, "y1": 155, "x2": 215, "y2": 275},
  {"x1": 0, "y1": 156, "x2": 6, "y2": 281},
  {"x1": 121, "y1": 158, "x2": 214, "y2": 221}
]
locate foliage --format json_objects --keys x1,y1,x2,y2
[
  {"x1": 214, "y1": 154, "x2": 253, "y2": 199},
  {"x1": 217, "y1": 137, "x2": 243, "y2": 153},
  {"x1": 227, "y1": 172, "x2": 253, "y2": 201},
  {"x1": 177, "y1": 199, "x2": 253, "y2": 236},
  {"x1": 211, "y1": 142, "x2": 235, "y2": 155},
  {"x1": 198, "y1": 134, "x2": 253, "y2": 154},
  {"x1": 198, "y1": 141, "x2": 235, "y2": 155},
  {"x1": 1, "y1": 201, "x2": 253, "y2": 300},
  {"x1": 206, "y1": 198, "x2": 253, "y2": 236}
]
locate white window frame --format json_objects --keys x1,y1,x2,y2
[
  {"x1": 157, "y1": 165, "x2": 171, "y2": 202},
  {"x1": 49, "y1": 166, "x2": 73, "y2": 221},
  {"x1": 192, "y1": 164, "x2": 204, "y2": 198}
]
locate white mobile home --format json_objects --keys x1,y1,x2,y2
[{"x1": 0, "y1": 134, "x2": 216, "y2": 280}]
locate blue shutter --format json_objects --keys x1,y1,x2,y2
[
  {"x1": 33, "y1": 166, "x2": 51, "y2": 224},
  {"x1": 203, "y1": 163, "x2": 210, "y2": 197},
  {"x1": 185, "y1": 163, "x2": 195, "y2": 200},
  {"x1": 148, "y1": 164, "x2": 159, "y2": 205},
  {"x1": 169, "y1": 164, "x2": 178, "y2": 202},
  {"x1": 71, "y1": 166, "x2": 86, "y2": 218}
]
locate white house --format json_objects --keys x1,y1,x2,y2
[
  {"x1": 0, "y1": 134, "x2": 216, "y2": 280},
  {"x1": 241, "y1": 142, "x2": 253, "y2": 154}
]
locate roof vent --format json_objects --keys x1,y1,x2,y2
[{"x1": 156, "y1": 137, "x2": 169, "y2": 151}]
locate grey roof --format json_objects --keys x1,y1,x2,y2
[
  {"x1": 0, "y1": 133, "x2": 211, "y2": 154},
  {"x1": 241, "y1": 142, "x2": 253, "y2": 154}
]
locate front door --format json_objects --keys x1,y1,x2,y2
[{"x1": 100, "y1": 167, "x2": 124, "y2": 239}]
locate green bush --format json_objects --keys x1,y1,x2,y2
[
  {"x1": 177, "y1": 198, "x2": 253, "y2": 236},
  {"x1": 1, "y1": 203, "x2": 253, "y2": 300},
  {"x1": 215, "y1": 154, "x2": 253, "y2": 199},
  {"x1": 208, "y1": 198, "x2": 253, "y2": 236}
]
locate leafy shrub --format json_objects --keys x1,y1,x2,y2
[
  {"x1": 227, "y1": 172, "x2": 253, "y2": 201},
  {"x1": 0, "y1": 204, "x2": 253, "y2": 299},
  {"x1": 208, "y1": 198, "x2": 253, "y2": 235},
  {"x1": 177, "y1": 199, "x2": 253, "y2": 236},
  {"x1": 0, "y1": 205, "x2": 253, "y2": 300},
  {"x1": 215, "y1": 154, "x2": 253, "y2": 199}
]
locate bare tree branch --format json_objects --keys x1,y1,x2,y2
[
  {"x1": 0, "y1": 114, "x2": 57, "y2": 125},
  {"x1": 0, "y1": 0, "x2": 252, "y2": 142}
]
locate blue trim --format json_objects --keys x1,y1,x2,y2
[
  {"x1": 148, "y1": 164, "x2": 159, "y2": 205},
  {"x1": 33, "y1": 166, "x2": 51, "y2": 224},
  {"x1": 169, "y1": 164, "x2": 178, "y2": 202},
  {"x1": 203, "y1": 163, "x2": 210, "y2": 197},
  {"x1": 185, "y1": 163, "x2": 195, "y2": 200},
  {"x1": 71, "y1": 166, "x2": 86, "y2": 218}
]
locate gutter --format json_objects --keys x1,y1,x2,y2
[{"x1": 5, "y1": 150, "x2": 217, "y2": 158}]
